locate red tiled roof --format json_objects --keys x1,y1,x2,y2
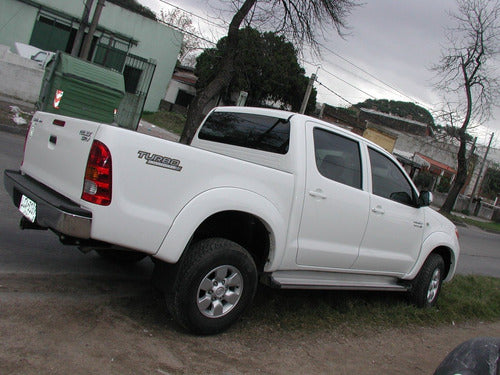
[
  {"x1": 173, "y1": 73, "x2": 197, "y2": 85},
  {"x1": 416, "y1": 153, "x2": 457, "y2": 174}
]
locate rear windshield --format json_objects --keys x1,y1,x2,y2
[{"x1": 198, "y1": 112, "x2": 290, "y2": 154}]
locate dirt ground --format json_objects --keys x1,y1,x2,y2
[{"x1": 1, "y1": 272, "x2": 499, "y2": 375}]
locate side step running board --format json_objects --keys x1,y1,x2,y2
[{"x1": 264, "y1": 270, "x2": 409, "y2": 291}]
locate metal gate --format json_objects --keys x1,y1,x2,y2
[{"x1": 113, "y1": 53, "x2": 156, "y2": 130}]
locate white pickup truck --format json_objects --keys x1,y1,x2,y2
[{"x1": 4, "y1": 106, "x2": 460, "y2": 334}]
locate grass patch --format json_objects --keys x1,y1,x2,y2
[
  {"x1": 246, "y1": 275, "x2": 500, "y2": 332},
  {"x1": 447, "y1": 213, "x2": 500, "y2": 233},
  {"x1": 141, "y1": 110, "x2": 186, "y2": 135},
  {"x1": 461, "y1": 217, "x2": 500, "y2": 233}
]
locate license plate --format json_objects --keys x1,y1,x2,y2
[{"x1": 19, "y1": 195, "x2": 37, "y2": 223}]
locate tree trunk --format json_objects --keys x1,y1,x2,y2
[
  {"x1": 439, "y1": 132, "x2": 469, "y2": 214},
  {"x1": 439, "y1": 57, "x2": 475, "y2": 214},
  {"x1": 180, "y1": 57, "x2": 236, "y2": 144},
  {"x1": 179, "y1": 0, "x2": 257, "y2": 144}
]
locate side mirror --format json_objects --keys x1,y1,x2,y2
[{"x1": 418, "y1": 191, "x2": 433, "y2": 207}]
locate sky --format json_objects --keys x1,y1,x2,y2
[{"x1": 139, "y1": 0, "x2": 499, "y2": 146}]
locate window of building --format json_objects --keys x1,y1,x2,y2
[
  {"x1": 93, "y1": 36, "x2": 129, "y2": 71},
  {"x1": 123, "y1": 65, "x2": 142, "y2": 93},
  {"x1": 30, "y1": 14, "x2": 73, "y2": 52},
  {"x1": 175, "y1": 90, "x2": 195, "y2": 107}
]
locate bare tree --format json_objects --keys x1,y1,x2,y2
[
  {"x1": 433, "y1": 0, "x2": 500, "y2": 214},
  {"x1": 179, "y1": 0, "x2": 358, "y2": 144},
  {"x1": 160, "y1": 9, "x2": 201, "y2": 66}
]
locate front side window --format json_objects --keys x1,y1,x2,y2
[
  {"x1": 368, "y1": 148, "x2": 416, "y2": 206},
  {"x1": 313, "y1": 128, "x2": 362, "y2": 189},
  {"x1": 198, "y1": 112, "x2": 290, "y2": 154}
]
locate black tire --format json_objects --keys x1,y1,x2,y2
[
  {"x1": 168, "y1": 238, "x2": 258, "y2": 335},
  {"x1": 409, "y1": 253, "x2": 445, "y2": 308},
  {"x1": 96, "y1": 249, "x2": 147, "y2": 264}
]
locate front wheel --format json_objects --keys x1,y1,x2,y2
[
  {"x1": 167, "y1": 238, "x2": 258, "y2": 335},
  {"x1": 409, "y1": 253, "x2": 445, "y2": 308}
]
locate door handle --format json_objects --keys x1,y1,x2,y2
[
  {"x1": 371, "y1": 206, "x2": 385, "y2": 215},
  {"x1": 309, "y1": 189, "x2": 327, "y2": 199}
]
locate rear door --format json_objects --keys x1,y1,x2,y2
[
  {"x1": 353, "y1": 147, "x2": 425, "y2": 274},
  {"x1": 21, "y1": 112, "x2": 100, "y2": 202},
  {"x1": 297, "y1": 122, "x2": 370, "y2": 269}
]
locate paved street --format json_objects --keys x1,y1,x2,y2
[{"x1": 0, "y1": 131, "x2": 154, "y2": 278}]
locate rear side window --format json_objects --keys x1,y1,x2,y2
[
  {"x1": 313, "y1": 128, "x2": 362, "y2": 189},
  {"x1": 198, "y1": 112, "x2": 290, "y2": 154}
]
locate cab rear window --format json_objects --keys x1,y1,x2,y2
[{"x1": 198, "y1": 112, "x2": 290, "y2": 154}]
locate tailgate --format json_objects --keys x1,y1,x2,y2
[{"x1": 21, "y1": 111, "x2": 101, "y2": 202}]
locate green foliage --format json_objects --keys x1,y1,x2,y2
[
  {"x1": 141, "y1": 110, "x2": 185, "y2": 135},
  {"x1": 354, "y1": 99, "x2": 435, "y2": 127},
  {"x1": 436, "y1": 176, "x2": 451, "y2": 193},
  {"x1": 414, "y1": 171, "x2": 435, "y2": 190},
  {"x1": 446, "y1": 213, "x2": 500, "y2": 233},
  {"x1": 195, "y1": 27, "x2": 316, "y2": 113},
  {"x1": 481, "y1": 166, "x2": 500, "y2": 200},
  {"x1": 106, "y1": 0, "x2": 156, "y2": 20}
]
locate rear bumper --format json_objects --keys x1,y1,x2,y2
[{"x1": 3, "y1": 170, "x2": 92, "y2": 239}]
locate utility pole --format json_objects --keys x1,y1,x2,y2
[
  {"x1": 300, "y1": 73, "x2": 316, "y2": 114},
  {"x1": 467, "y1": 132, "x2": 495, "y2": 214},
  {"x1": 80, "y1": 0, "x2": 105, "y2": 60},
  {"x1": 71, "y1": 0, "x2": 94, "y2": 57}
]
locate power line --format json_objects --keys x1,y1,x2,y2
[
  {"x1": 303, "y1": 59, "x2": 374, "y2": 105},
  {"x1": 321, "y1": 44, "x2": 423, "y2": 105},
  {"x1": 316, "y1": 80, "x2": 354, "y2": 106},
  {"x1": 319, "y1": 66, "x2": 376, "y2": 99},
  {"x1": 160, "y1": 20, "x2": 216, "y2": 45},
  {"x1": 325, "y1": 60, "x2": 400, "y2": 96},
  {"x1": 158, "y1": 0, "x2": 226, "y2": 30}
]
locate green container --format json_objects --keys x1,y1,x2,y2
[{"x1": 38, "y1": 51, "x2": 125, "y2": 124}]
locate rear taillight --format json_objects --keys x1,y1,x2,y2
[{"x1": 82, "y1": 140, "x2": 112, "y2": 206}]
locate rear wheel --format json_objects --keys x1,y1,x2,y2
[
  {"x1": 409, "y1": 253, "x2": 445, "y2": 308},
  {"x1": 167, "y1": 238, "x2": 258, "y2": 335}
]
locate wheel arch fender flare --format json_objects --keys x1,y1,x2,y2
[
  {"x1": 404, "y1": 231, "x2": 460, "y2": 282},
  {"x1": 154, "y1": 187, "x2": 287, "y2": 265}
]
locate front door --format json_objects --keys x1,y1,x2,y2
[{"x1": 353, "y1": 147, "x2": 425, "y2": 274}]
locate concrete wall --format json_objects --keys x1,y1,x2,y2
[
  {"x1": 394, "y1": 132, "x2": 459, "y2": 170},
  {"x1": 0, "y1": 0, "x2": 38, "y2": 51},
  {"x1": 0, "y1": 0, "x2": 182, "y2": 112},
  {"x1": 0, "y1": 45, "x2": 43, "y2": 103},
  {"x1": 433, "y1": 191, "x2": 499, "y2": 220}
]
